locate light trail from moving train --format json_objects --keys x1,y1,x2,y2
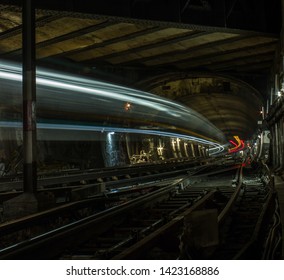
[
  {"x1": 0, "y1": 121, "x2": 225, "y2": 155},
  {"x1": 0, "y1": 60, "x2": 226, "y2": 172}
]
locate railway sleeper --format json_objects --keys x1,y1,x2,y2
[
  {"x1": 156, "y1": 203, "x2": 186, "y2": 208},
  {"x1": 113, "y1": 226, "x2": 145, "y2": 231},
  {"x1": 130, "y1": 219, "x2": 161, "y2": 226}
]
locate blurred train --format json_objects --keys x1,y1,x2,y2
[{"x1": 0, "y1": 61, "x2": 226, "y2": 176}]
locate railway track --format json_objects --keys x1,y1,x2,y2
[
  {"x1": 59, "y1": 186, "x2": 221, "y2": 259},
  {"x1": 210, "y1": 165, "x2": 277, "y2": 260},
  {"x1": 0, "y1": 176, "x2": 189, "y2": 259},
  {"x1": 0, "y1": 158, "x2": 206, "y2": 190},
  {"x1": 1, "y1": 160, "x2": 274, "y2": 260},
  {"x1": 0, "y1": 176, "x2": 180, "y2": 249},
  {"x1": 0, "y1": 158, "x2": 220, "y2": 205},
  {"x1": 107, "y1": 162, "x2": 276, "y2": 260},
  {"x1": 0, "y1": 162, "x2": 240, "y2": 259}
]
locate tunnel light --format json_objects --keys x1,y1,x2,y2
[{"x1": 124, "y1": 102, "x2": 131, "y2": 111}]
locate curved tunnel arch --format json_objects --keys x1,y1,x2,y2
[{"x1": 136, "y1": 71, "x2": 263, "y2": 141}]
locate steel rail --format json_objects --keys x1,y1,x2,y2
[
  {"x1": 217, "y1": 164, "x2": 243, "y2": 225},
  {"x1": 233, "y1": 191, "x2": 276, "y2": 259},
  {"x1": 0, "y1": 177, "x2": 185, "y2": 259},
  {"x1": 0, "y1": 159, "x2": 200, "y2": 192},
  {"x1": 0, "y1": 162, "x2": 240, "y2": 259},
  {"x1": 0, "y1": 162, "x2": 235, "y2": 236},
  {"x1": 111, "y1": 190, "x2": 216, "y2": 260}
]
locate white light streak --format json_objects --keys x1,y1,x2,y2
[
  {"x1": 0, "y1": 60, "x2": 226, "y2": 151},
  {"x1": 0, "y1": 121, "x2": 224, "y2": 154}
]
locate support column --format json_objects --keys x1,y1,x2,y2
[
  {"x1": 23, "y1": 0, "x2": 37, "y2": 193},
  {"x1": 2, "y1": 0, "x2": 38, "y2": 221}
]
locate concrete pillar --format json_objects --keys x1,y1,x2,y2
[
  {"x1": 3, "y1": 0, "x2": 38, "y2": 221},
  {"x1": 22, "y1": 0, "x2": 37, "y2": 193}
]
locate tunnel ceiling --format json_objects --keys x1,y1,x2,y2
[
  {"x1": 141, "y1": 74, "x2": 264, "y2": 140},
  {"x1": 0, "y1": 2, "x2": 280, "y2": 142}
]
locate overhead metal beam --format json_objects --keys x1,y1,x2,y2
[
  {"x1": 81, "y1": 30, "x2": 207, "y2": 64},
  {"x1": 0, "y1": 0, "x2": 280, "y2": 34},
  {"x1": 37, "y1": 20, "x2": 110, "y2": 49},
  {"x1": 176, "y1": 41, "x2": 277, "y2": 69},
  {"x1": 50, "y1": 25, "x2": 165, "y2": 59},
  {"x1": 116, "y1": 34, "x2": 252, "y2": 67},
  {"x1": 0, "y1": 15, "x2": 61, "y2": 56},
  {"x1": 2, "y1": 20, "x2": 111, "y2": 58},
  {"x1": 5, "y1": 15, "x2": 60, "y2": 37},
  {"x1": 233, "y1": 62, "x2": 273, "y2": 73},
  {"x1": 179, "y1": 52, "x2": 275, "y2": 72},
  {"x1": 207, "y1": 53, "x2": 275, "y2": 71}
]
